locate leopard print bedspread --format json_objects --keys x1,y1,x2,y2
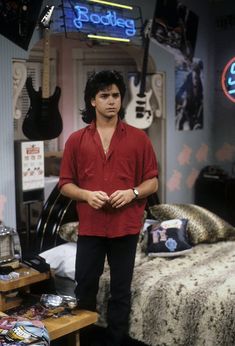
[{"x1": 96, "y1": 241, "x2": 235, "y2": 346}]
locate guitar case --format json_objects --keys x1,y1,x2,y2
[{"x1": 36, "y1": 183, "x2": 77, "y2": 253}]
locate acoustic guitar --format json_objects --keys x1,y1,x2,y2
[
  {"x1": 125, "y1": 20, "x2": 154, "y2": 130},
  {"x1": 22, "y1": 6, "x2": 63, "y2": 141}
]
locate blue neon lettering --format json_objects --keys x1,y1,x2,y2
[
  {"x1": 230, "y1": 62, "x2": 235, "y2": 74},
  {"x1": 111, "y1": 11, "x2": 117, "y2": 26},
  {"x1": 73, "y1": 5, "x2": 136, "y2": 37},
  {"x1": 228, "y1": 62, "x2": 235, "y2": 90},
  {"x1": 90, "y1": 13, "x2": 101, "y2": 24},
  {"x1": 100, "y1": 13, "x2": 110, "y2": 25},
  {"x1": 116, "y1": 18, "x2": 125, "y2": 28},
  {"x1": 73, "y1": 6, "x2": 89, "y2": 28},
  {"x1": 125, "y1": 19, "x2": 136, "y2": 36}
]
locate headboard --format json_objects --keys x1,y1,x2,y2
[{"x1": 36, "y1": 184, "x2": 77, "y2": 253}]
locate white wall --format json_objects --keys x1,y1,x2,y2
[{"x1": 0, "y1": 36, "x2": 28, "y2": 227}]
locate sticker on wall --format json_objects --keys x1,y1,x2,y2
[
  {"x1": 221, "y1": 57, "x2": 235, "y2": 103},
  {"x1": 167, "y1": 170, "x2": 182, "y2": 191},
  {"x1": 177, "y1": 144, "x2": 192, "y2": 165},
  {"x1": 215, "y1": 142, "x2": 235, "y2": 161},
  {"x1": 186, "y1": 168, "x2": 199, "y2": 189},
  {"x1": 196, "y1": 143, "x2": 208, "y2": 162}
]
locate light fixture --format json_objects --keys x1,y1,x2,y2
[
  {"x1": 88, "y1": 0, "x2": 133, "y2": 10},
  {"x1": 87, "y1": 34, "x2": 130, "y2": 42}
]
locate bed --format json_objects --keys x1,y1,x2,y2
[{"x1": 37, "y1": 185, "x2": 235, "y2": 346}]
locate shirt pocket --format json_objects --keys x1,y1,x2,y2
[
  {"x1": 78, "y1": 161, "x2": 96, "y2": 183},
  {"x1": 116, "y1": 159, "x2": 135, "y2": 185}
]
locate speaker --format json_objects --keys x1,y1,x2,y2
[
  {"x1": 0, "y1": 0, "x2": 43, "y2": 50},
  {"x1": 195, "y1": 166, "x2": 235, "y2": 226}
]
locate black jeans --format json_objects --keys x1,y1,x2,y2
[{"x1": 75, "y1": 234, "x2": 139, "y2": 346}]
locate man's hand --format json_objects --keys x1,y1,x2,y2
[
  {"x1": 87, "y1": 191, "x2": 109, "y2": 209},
  {"x1": 109, "y1": 189, "x2": 135, "y2": 208}
]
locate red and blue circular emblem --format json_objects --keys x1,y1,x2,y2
[{"x1": 221, "y1": 57, "x2": 235, "y2": 103}]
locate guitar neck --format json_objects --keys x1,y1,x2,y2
[
  {"x1": 139, "y1": 36, "x2": 150, "y2": 97},
  {"x1": 42, "y1": 28, "x2": 50, "y2": 99}
]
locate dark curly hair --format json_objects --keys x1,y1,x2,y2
[{"x1": 81, "y1": 70, "x2": 126, "y2": 124}]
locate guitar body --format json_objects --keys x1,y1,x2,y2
[
  {"x1": 22, "y1": 77, "x2": 63, "y2": 140},
  {"x1": 125, "y1": 76, "x2": 153, "y2": 129}
]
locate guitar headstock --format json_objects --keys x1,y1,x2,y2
[{"x1": 39, "y1": 5, "x2": 55, "y2": 29}]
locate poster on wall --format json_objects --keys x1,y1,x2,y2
[
  {"x1": 21, "y1": 141, "x2": 44, "y2": 191},
  {"x1": 0, "y1": 0, "x2": 43, "y2": 50},
  {"x1": 175, "y1": 56, "x2": 204, "y2": 131},
  {"x1": 152, "y1": 0, "x2": 199, "y2": 60},
  {"x1": 151, "y1": 0, "x2": 202, "y2": 131}
]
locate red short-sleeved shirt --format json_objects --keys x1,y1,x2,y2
[{"x1": 59, "y1": 120, "x2": 158, "y2": 238}]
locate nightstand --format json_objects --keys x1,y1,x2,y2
[
  {"x1": 0, "y1": 265, "x2": 50, "y2": 311},
  {"x1": 0, "y1": 266, "x2": 98, "y2": 345}
]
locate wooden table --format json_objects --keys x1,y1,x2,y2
[
  {"x1": 0, "y1": 266, "x2": 98, "y2": 345},
  {"x1": 0, "y1": 266, "x2": 50, "y2": 311},
  {"x1": 0, "y1": 309, "x2": 98, "y2": 346},
  {"x1": 43, "y1": 309, "x2": 98, "y2": 345}
]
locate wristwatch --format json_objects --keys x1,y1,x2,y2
[{"x1": 132, "y1": 188, "x2": 139, "y2": 199}]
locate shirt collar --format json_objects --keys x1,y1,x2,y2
[{"x1": 88, "y1": 118, "x2": 125, "y2": 134}]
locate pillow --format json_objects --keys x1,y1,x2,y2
[
  {"x1": 59, "y1": 222, "x2": 78, "y2": 242},
  {"x1": 142, "y1": 218, "x2": 192, "y2": 257},
  {"x1": 149, "y1": 204, "x2": 235, "y2": 245},
  {"x1": 40, "y1": 243, "x2": 76, "y2": 280}
]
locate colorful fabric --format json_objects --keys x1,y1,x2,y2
[{"x1": 0, "y1": 316, "x2": 49, "y2": 345}]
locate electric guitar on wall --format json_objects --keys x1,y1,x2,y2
[
  {"x1": 22, "y1": 6, "x2": 63, "y2": 141},
  {"x1": 125, "y1": 20, "x2": 154, "y2": 130}
]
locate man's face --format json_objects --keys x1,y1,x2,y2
[{"x1": 91, "y1": 84, "x2": 121, "y2": 120}]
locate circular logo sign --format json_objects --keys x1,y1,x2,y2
[{"x1": 221, "y1": 57, "x2": 235, "y2": 103}]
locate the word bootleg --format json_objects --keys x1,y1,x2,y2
[{"x1": 73, "y1": 5, "x2": 136, "y2": 37}]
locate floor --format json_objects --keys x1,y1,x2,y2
[
  {"x1": 51, "y1": 325, "x2": 149, "y2": 346},
  {"x1": 79, "y1": 326, "x2": 149, "y2": 346}
]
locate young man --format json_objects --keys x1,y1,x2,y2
[{"x1": 59, "y1": 70, "x2": 158, "y2": 346}]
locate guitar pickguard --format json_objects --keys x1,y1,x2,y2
[{"x1": 125, "y1": 76, "x2": 153, "y2": 129}]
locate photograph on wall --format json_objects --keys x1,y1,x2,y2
[
  {"x1": 152, "y1": 0, "x2": 199, "y2": 61},
  {"x1": 175, "y1": 56, "x2": 204, "y2": 131}
]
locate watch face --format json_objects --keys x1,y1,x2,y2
[{"x1": 133, "y1": 188, "x2": 139, "y2": 197}]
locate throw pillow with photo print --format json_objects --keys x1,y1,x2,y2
[{"x1": 147, "y1": 218, "x2": 192, "y2": 257}]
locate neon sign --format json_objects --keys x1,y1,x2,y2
[
  {"x1": 73, "y1": 5, "x2": 136, "y2": 37},
  {"x1": 221, "y1": 56, "x2": 235, "y2": 103},
  {"x1": 49, "y1": 0, "x2": 141, "y2": 43}
]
